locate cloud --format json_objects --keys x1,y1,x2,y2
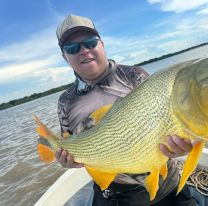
[
  {"x1": 0, "y1": 25, "x2": 73, "y2": 84},
  {"x1": 0, "y1": 58, "x2": 76, "y2": 91},
  {"x1": 156, "y1": 39, "x2": 196, "y2": 53},
  {"x1": 147, "y1": 0, "x2": 208, "y2": 13},
  {"x1": 0, "y1": 28, "x2": 59, "y2": 65},
  {"x1": 0, "y1": 56, "x2": 59, "y2": 83},
  {"x1": 197, "y1": 5, "x2": 208, "y2": 14},
  {"x1": 45, "y1": 0, "x2": 66, "y2": 21},
  {"x1": 0, "y1": 60, "x2": 44, "y2": 83},
  {"x1": 36, "y1": 66, "x2": 74, "y2": 85},
  {"x1": 103, "y1": 13, "x2": 208, "y2": 65}
]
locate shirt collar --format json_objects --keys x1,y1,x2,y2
[{"x1": 75, "y1": 59, "x2": 116, "y2": 95}]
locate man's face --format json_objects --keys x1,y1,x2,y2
[{"x1": 62, "y1": 31, "x2": 108, "y2": 83}]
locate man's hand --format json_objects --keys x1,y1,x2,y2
[
  {"x1": 55, "y1": 148, "x2": 84, "y2": 168},
  {"x1": 160, "y1": 135, "x2": 193, "y2": 158}
]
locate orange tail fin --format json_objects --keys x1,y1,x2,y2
[
  {"x1": 33, "y1": 114, "x2": 55, "y2": 164},
  {"x1": 33, "y1": 114, "x2": 49, "y2": 138},
  {"x1": 38, "y1": 143, "x2": 55, "y2": 164}
]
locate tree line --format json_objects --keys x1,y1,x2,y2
[
  {"x1": 0, "y1": 83, "x2": 72, "y2": 111},
  {"x1": 135, "y1": 42, "x2": 208, "y2": 66}
]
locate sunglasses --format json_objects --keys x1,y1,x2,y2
[{"x1": 62, "y1": 36, "x2": 100, "y2": 55}]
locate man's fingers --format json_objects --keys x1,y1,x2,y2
[
  {"x1": 55, "y1": 148, "x2": 69, "y2": 167},
  {"x1": 167, "y1": 136, "x2": 185, "y2": 155},
  {"x1": 55, "y1": 148, "x2": 63, "y2": 159},
  {"x1": 55, "y1": 148, "x2": 84, "y2": 168},
  {"x1": 59, "y1": 149, "x2": 68, "y2": 166},
  {"x1": 171, "y1": 135, "x2": 193, "y2": 152},
  {"x1": 160, "y1": 135, "x2": 194, "y2": 158},
  {"x1": 159, "y1": 144, "x2": 177, "y2": 158},
  {"x1": 66, "y1": 156, "x2": 84, "y2": 168}
]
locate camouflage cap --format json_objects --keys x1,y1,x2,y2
[{"x1": 56, "y1": 14, "x2": 100, "y2": 48}]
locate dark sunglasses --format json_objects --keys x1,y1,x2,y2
[{"x1": 62, "y1": 36, "x2": 100, "y2": 55}]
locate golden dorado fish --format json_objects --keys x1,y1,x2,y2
[{"x1": 33, "y1": 58, "x2": 208, "y2": 201}]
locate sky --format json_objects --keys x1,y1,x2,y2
[{"x1": 0, "y1": 0, "x2": 208, "y2": 104}]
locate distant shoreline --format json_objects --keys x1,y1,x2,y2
[
  {"x1": 0, "y1": 84, "x2": 72, "y2": 111},
  {"x1": 135, "y1": 42, "x2": 208, "y2": 66},
  {"x1": 1, "y1": 42, "x2": 207, "y2": 111}
]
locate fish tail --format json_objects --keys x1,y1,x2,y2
[
  {"x1": 33, "y1": 114, "x2": 56, "y2": 163},
  {"x1": 37, "y1": 142, "x2": 55, "y2": 164}
]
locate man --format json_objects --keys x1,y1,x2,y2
[{"x1": 55, "y1": 14, "x2": 196, "y2": 206}]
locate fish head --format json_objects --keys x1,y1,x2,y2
[
  {"x1": 194, "y1": 59, "x2": 208, "y2": 116},
  {"x1": 173, "y1": 58, "x2": 208, "y2": 140}
]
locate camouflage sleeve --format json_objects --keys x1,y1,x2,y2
[
  {"x1": 121, "y1": 65, "x2": 149, "y2": 87},
  {"x1": 130, "y1": 66, "x2": 149, "y2": 86},
  {"x1": 57, "y1": 92, "x2": 73, "y2": 137},
  {"x1": 57, "y1": 85, "x2": 95, "y2": 136}
]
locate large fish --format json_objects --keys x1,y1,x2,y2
[{"x1": 34, "y1": 58, "x2": 208, "y2": 201}]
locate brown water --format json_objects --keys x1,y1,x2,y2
[
  {"x1": 0, "y1": 93, "x2": 68, "y2": 206},
  {"x1": 1, "y1": 47, "x2": 208, "y2": 206}
]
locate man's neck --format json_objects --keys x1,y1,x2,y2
[{"x1": 83, "y1": 62, "x2": 110, "y2": 84}]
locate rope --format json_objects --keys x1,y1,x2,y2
[{"x1": 177, "y1": 161, "x2": 208, "y2": 196}]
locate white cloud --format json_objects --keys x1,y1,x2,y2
[
  {"x1": 198, "y1": 19, "x2": 208, "y2": 29},
  {"x1": 147, "y1": 0, "x2": 208, "y2": 13},
  {"x1": 0, "y1": 28, "x2": 60, "y2": 64},
  {"x1": 197, "y1": 6, "x2": 208, "y2": 14},
  {"x1": 0, "y1": 57, "x2": 57, "y2": 83},
  {"x1": 0, "y1": 26, "x2": 73, "y2": 85},
  {"x1": 46, "y1": 0, "x2": 65, "y2": 21},
  {"x1": 36, "y1": 66, "x2": 74, "y2": 85},
  {"x1": 157, "y1": 30, "x2": 185, "y2": 39},
  {"x1": 0, "y1": 59, "x2": 75, "y2": 88},
  {"x1": 103, "y1": 13, "x2": 208, "y2": 65},
  {"x1": 156, "y1": 40, "x2": 196, "y2": 53}
]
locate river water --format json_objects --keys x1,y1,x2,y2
[{"x1": 0, "y1": 45, "x2": 208, "y2": 206}]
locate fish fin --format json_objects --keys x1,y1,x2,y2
[
  {"x1": 177, "y1": 140, "x2": 205, "y2": 194},
  {"x1": 33, "y1": 114, "x2": 49, "y2": 138},
  {"x1": 90, "y1": 104, "x2": 113, "y2": 124},
  {"x1": 85, "y1": 165, "x2": 116, "y2": 190},
  {"x1": 144, "y1": 169, "x2": 159, "y2": 201},
  {"x1": 63, "y1": 131, "x2": 70, "y2": 139},
  {"x1": 38, "y1": 143, "x2": 55, "y2": 163},
  {"x1": 159, "y1": 163, "x2": 168, "y2": 180},
  {"x1": 36, "y1": 126, "x2": 48, "y2": 138},
  {"x1": 33, "y1": 114, "x2": 58, "y2": 141}
]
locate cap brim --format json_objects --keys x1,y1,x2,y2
[{"x1": 59, "y1": 26, "x2": 100, "y2": 48}]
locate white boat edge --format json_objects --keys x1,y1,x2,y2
[
  {"x1": 35, "y1": 148, "x2": 208, "y2": 206},
  {"x1": 34, "y1": 168, "x2": 92, "y2": 206}
]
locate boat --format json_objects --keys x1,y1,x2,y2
[{"x1": 35, "y1": 148, "x2": 208, "y2": 206}]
